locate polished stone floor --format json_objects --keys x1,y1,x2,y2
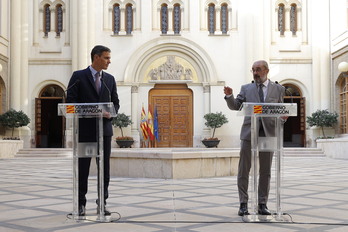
[{"x1": 0, "y1": 156, "x2": 347, "y2": 232}]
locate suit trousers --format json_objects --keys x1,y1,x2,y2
[
  {"x1": 78, "y1": 136, "x2": 112, "y2": 207},
  {"x1": 237, "y1": 139, "x2": 273, "y2": 204}
]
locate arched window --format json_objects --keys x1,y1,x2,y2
[
  {"x1": 284, "y1": 84, "x2": 301, "y2": 97},
  {"x1": 56, "y1": 4, "x2": 63, "y2": 37},
  {"x1": 340, "y1": 77, "x2": 348, "y2": 133},
  {"x1": 44, "y1": 4, "x2": 51, "y2": 37},
  {"x1": 161, "y1": 4, "x2": 168, "y2": 34},
  {"x1": 221, "y1": 3, "x2": 228, "y2": 34},
  {"x1": 173, "y1": 4, "x2": 181, "y2": 34},
  {"x1": 113, "y1": 4, "x2": 121, "y2": 35},
  {"x1": 278, "y1": 3, "x2": 285, "y2": 35},
  {"x1": 40, "y1": 85, "x2": 65, "y2": 97},
  {"x1": 208, "y1": 3, "x2": 215, "y2": 34},
  {"x1": 290, "y1": 3, "x2": 297, "y2": 35},
  {"x1": 125, "y1": 4, "x2": 133, "y2": 35}
]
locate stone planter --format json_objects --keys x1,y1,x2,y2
[
  {"x1": 116, "y1": 140, "x2": 134, "y2": 148},
  {"x1": 0, "y1": 140, "x2": 23, "y2": 158},
  {"x1": 202, "y1": 139, "x2": 220, "y2": 148},
  {"x1": 316, "y1": 137, "x2": 348, "y2": 159}
]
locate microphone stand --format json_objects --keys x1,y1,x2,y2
[{"x1": 101, "y1": 78, "x2": 111, "y2": 102}]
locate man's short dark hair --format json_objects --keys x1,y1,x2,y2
[{"x1": 91, "y1": 45, "x2": 111, "y2": 62}]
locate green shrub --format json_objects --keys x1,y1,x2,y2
[
  {"x1": 112, "y1": 113, "x2": 133, "y2": 138},
  {"x1": 203, "y1": 112, "x2": 228, "y2": 139},
  {"x1": 0, "y1": 109, "x2": 30, "y2": 138},
  {"x1": 306, "y1": 109, "x2": 338, "y2": 138}
]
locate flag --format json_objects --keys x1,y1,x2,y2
[
  {"x1": 147, "y1": 105, "x2": 155, "y2": 141},
  {"x1": 140, "y1": 105, "x2": 148, "y2": 140},
  {"x1": 154, "y1": 105, "x2": 160, "y2": 141}
]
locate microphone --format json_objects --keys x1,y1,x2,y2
[
  {"x1": 65, "y1": 79, "x2": 80, "y2": 93},
  {"x1": 63, "y1": 79, "x2": 80, "y2": 103},
  {"x1": 275, "y1": 81, "x2": 293, "y2": 103},
  {"x1": 101, "y1": 78, "x2": 111, "y2": 102}
]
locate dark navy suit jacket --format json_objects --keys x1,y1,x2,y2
[{"x1": 66, "y1": 67, "x2": 120, "y2": 141}]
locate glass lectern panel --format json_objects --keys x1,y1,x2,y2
[
  {"x1": 238, "y1": 102, "x2": 297, "y2": 222},
  {"x1": 58, "y1": 102, "x2": 117, "y2": 222}
]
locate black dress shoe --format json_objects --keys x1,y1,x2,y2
[
  {"x1": 97, "y1": 206, "x2": 111, "y2": 216},
  {"x1": 238, "y1": 203, "x2": 249, "y2": 216},
  {"x1": 78, "y1": 205, "x2": 86, "y2": 216},
  {"x1": 258, "y1": 204, "x2": 271, "y2": 215}
]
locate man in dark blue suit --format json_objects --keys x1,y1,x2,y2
[{"x1": 67, "y1": 45, "x2": 120, "y2": 216}]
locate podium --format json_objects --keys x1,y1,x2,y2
[
  {"x1": 58, "y1": 102, "x2": 117, "y2": 222},
  {"x1": 237, "y1": 102, "x2": 297, "y2": 222}
]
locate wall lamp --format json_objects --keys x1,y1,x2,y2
[{"x1": 338, "y1": 61, "x2": 348, "y2": 74}]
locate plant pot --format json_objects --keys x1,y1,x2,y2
[
  {"x1": 116, "y1": 140, "x2": 134, "y2": 148},
  {"x1": 202, "y1": 139, "x2": 220, "y2": 148}
]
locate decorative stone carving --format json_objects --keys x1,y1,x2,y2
[
  {"x1": 148, "y1": 56, "x2": 193, "y2": 81},
  {"x1": 203, "y1": 85, "x2": 210, "y2": 93},
  {"x1": 131, "y1": 85, "x2": 138, "y2": 93}
]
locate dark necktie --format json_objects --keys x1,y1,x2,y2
[
  {"x1": 95, "y1": 72, "x2": 101, "y2": 94},
  {"x1": 259, "y1": 84, "x2": 264, "y2": 103}
]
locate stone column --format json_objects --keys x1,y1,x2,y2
[
  {"x1": 21, "y1": 0, "x2": 29, "y2": 115},
  {"x1": 72, "y1": 1, "x2": 89, "y2": 70},
  {"x1": 203, "y1": 84, "x2": 210, "y2": 116},
  {"x1": 121, "y1": 8, "x2": 126, "y2": 32},
  {"x1": 33, "y1": 0, "x2": 39, "y2": 45},
  {"x1": 10, "y1": 0, "x2": 21, "y2": 110},
  {"x1": 202, "y1": 84, "x2": 211, "y2": 140},
  {"x1": 87, "y1": 0, "x2": 96, "y2": 50},
  {"x1": 10, "y1": 0, "x2": 31, "y2": 146},
  {"x1": 168, "y1": 7, "x2": 173, "y2": 32},
  {"x1": 131, "y1": 85, "x2": 140, "y2": 147},
  {"x1": 215, "y1": 8, "x2": 221, "y2": 34}
]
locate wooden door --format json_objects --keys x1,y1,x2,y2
[
  {"x1": 35, "y1": 98, "x2": 42, "y2": 147},
  {"x1": 284, "y1": 97, "x2": 306, "y2": 147},
  {"x1": 149, "y1": 84, "x2": 193, "y2": 147}
]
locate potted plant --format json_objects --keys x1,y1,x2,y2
[
  {"x1": 202, "y1": 112, "x2": 228, "y2": 148},
  {"x1": 112, "y1": 113, "x2": 134, "y2": 148},
  {"x1": 0, "y1": 109, "x2": 30, "y2": 140},
  {"x1": 306, "y1": 109, "x2": 338, "y2": 139}
]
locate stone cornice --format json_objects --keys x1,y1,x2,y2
[
  {"x1": 270, "y1": 58, "x2": 312, "y2": 64},
  {"x1": 29, "y1": 59, "x2": 72, "y2": 65}
]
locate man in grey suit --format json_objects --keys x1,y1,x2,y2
[{"x1": 224, "y1": 60, "x2": 285, "y2": 216}]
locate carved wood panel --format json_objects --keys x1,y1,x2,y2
[
  {"x1": 35, "y1": 98, "x2": 42, "y2": 147},
  {"x1": 150, "y1": 84, "x2": 193, "y2": 147}
]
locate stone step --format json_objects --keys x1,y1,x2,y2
[
  {"x1": 283, "y1": 147, "x2": 325, "y2": 157},
  {"x1": 15, "y1": 147, "x2": 325, "y2": 158},
  {"x1": 16, "y1": 148, "x2": 72, "y2": 158}
]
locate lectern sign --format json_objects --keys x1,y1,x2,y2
[
  {"x1": 238, "y1": 102, "x2": 297, "y2": 117},
  {"x1": 66, "y1": 104, "x2": 103, "y2": 114},
  {"x1": 253, "y1": 105, "x2": 262, "y2": 114},
  {"x1": 58, "y1": 102, "x2": 116, "y2": 117},
  {"x1": 253, "y1": 104, "x2": 293, "y2": 115}
]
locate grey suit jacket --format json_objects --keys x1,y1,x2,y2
[{"x1": 225, "y1": 80, "x2": 285, "y2": 141}]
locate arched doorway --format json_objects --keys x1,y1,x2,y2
[
  {"x1": 35, "y1": 85, "x2": 65, "y2": 148},
  {"x1": 149, "y1": 84, "x2": 193, "y2": 147},
  {"x1": 283, "y1": 84, "x2": 306, "y2": 147}
]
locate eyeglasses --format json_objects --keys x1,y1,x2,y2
[{"x1": 250, "y1": 68, "x2": 265, "y2": 73}]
